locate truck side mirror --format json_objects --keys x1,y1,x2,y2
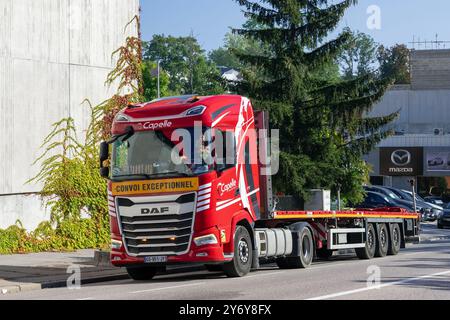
[
  {"x1": 100, "y1": 167, "x2": 110, "y2": 179},
  {"x1": 100, "y1": 142, "x2": 109, "y2": 167},
  {"x1": 99, "y1": 142, "x2": 110, "y2": 178}
]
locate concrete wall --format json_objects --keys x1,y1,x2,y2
[
  {"x1": 411, "y1": 49, "x2": 450, "y2": 90},
  {"x1": 368, "y1": 88, "x2": 450, "y2": 135},
  {"x1": 0, "y1": 0, "x2": 139, "y2": 230}
]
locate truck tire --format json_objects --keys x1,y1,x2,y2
[
  {"x1": 356, "y1": 223, "x2": 376, "y2": 260},
  {"x1": 223, "y1": 226, "x2": 253, "y2": 277},
  {"x1": 388, "y1": 223, "x2": 401, "y2": 256},
  {"x1": 126, "y1": 266, "x2": 158, "y2": 281},
  {"x1": 276, "y1": 227, "x2": 313, "y2": 269},
  {"x1": 375, "y1": 223, "x2": 389, "y2": 257},
  {"x1": 205, "y1": 264, "x2": 223, "y2": 272}
]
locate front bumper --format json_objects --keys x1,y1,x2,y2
[
  {"x1": 110, "y1": 227, "x2": 232, "y2": 267},
  {"x1": 421, "y1": 212, "x2": 437, "y2": 221},
  {"x1": 111, "y1": 244, "x2": 230, "y2": 266}
]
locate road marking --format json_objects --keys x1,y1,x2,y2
[
  {"x1": 306, "y1": 269, "x2": 450, "y2": 300},
  {"x1": 129, "y1": 282, "x2": 204, "y2": 294},
  {"x1": 305, "y1": 251, "x2": 430, "y2": 271},
  {"x1": 233, "y1": 271, "x2": 284, "y2": 279},
  {"x1": 77, "y1": 297, "x2": 95, "y2": 300}
]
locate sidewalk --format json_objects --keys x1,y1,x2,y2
[{"x1": 0, "y1": 250, "x2": 128, "y2": 295}]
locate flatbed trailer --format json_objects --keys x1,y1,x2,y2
[{"x1": 100, "y1": 94, "x2": 420, "y2": 279}]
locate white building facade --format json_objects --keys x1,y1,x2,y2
[
  {"x1": 0, "y1": 0, "x2": 139, "y2": 229},
  {"x1": 365, "y1": 49, "x2": 450, "y2": 196}
]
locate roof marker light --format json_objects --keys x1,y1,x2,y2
[
  {"x1": 187, "y1": 95, "x2": 201, "y2": 103},
  {"x1": 186, "y1": 105, "x2": 206, "y2": 116}
]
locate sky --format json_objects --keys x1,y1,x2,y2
[{"x1": 141, "y1": 0, "x2": 450, "y2": 53}]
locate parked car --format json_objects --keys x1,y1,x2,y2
[
  {"x1": 356, "y1": 191, "x2": 413, "y2": 211},
  {"x1": 363, "y1": 186, "x2": 422, "y2": 211},
  {"x1": 378, "y1": 186, "x2": 441, "y2": 221},
  {"x1": 424, "y1": 196, "x2": 446, "y2": 206},
  {"x1": 428, "y1": 157, "x2": 444, "y2": 166},
  {"x1": 437, "y1": 203, "x2": 450, "y2": 229},
  {"x1": 363, "y1": 186, "x2": 429, "y2": 221},
  {"x1": 401, "y1": 190, "x2": 443, "y2": 222},
  {"x1": 364, "y1": 185, "x2": 400, "y2": 199}
]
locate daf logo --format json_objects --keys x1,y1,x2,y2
[
  {"x1": 391, "y1": 150, "x2": 411, "y2": 166},
  {"x1": 141, "y1": 207, "x2": 170, "y2": 214}
]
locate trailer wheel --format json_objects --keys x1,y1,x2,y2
[
  {"x1": 126, "y1": 266, "x2": 158, "y2": 281},
  {"x1": 388, "y1": 224, "x2": 401, "y2": 256},
  {"x1": 223, "y1": 226, "x2": 253, "y2": 277},
  {"x1": 375, "y1": 223, "x2": 389, "y2": 257},
  {"x1": 356, "y1": 223, "x2": 376, "y2": 260},
  {"x1": 276, "y1": 227, "x2": 313, "y2": 269}
]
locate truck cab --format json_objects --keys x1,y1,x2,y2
[{"x1": 101, "y1": 95, "x2": 263, "y2": 279}]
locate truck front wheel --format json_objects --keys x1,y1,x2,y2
[
  {"x1": 126, "y1": 266, "x2": 158, "y2": 281},
  {"x1": 223, "y1": 226, "x2": 253, "y2": 277}
]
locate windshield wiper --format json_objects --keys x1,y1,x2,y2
[
  {"x1": 112, "y1": 174, "x2": 154, "y2": 179},
  {"x1": 159, "y1": 171, "x2": 191, "y2": 177},
  {"x1": 113, "y1": 172, "x2": 192, "y2": 180}
]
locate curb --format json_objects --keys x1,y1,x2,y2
[
  {"x1": 1, "y1": 264, "x2": 208, "y2": 295},
  {"x1": 1, "y1": 283, "x2": 42, "y2": 295},
  {"x1": 419, "y1": 235, "x2": 450, "y2": 243}
]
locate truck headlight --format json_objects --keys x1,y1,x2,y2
[
  {"x1": 194, "y1": 234, "x2": 218, "y2": 247},
  {"x1": 111, "y1": 239, "x2": 122, "y2": 250}
]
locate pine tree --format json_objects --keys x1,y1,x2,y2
[{"x1": 233, "y1": 0, "x2": 398, "y2": 203}]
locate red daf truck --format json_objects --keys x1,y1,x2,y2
[{"x1": 99, "y1": 94, "x2": 420, "y2": 280}]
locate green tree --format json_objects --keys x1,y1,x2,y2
[
  {"x1": 378, "y1": 44, "x2": 411, "y2": 84},
  {"x1": 141, "y1": 60, "x2": 170, "y2": 101},
  {"x1": 338, "y1": 27, "x2": 379, "y2": 79},
  {"x1": 143, "y1": 35, "x2": 225, "y2": 95},
  {"x1": 209, "y1": 20, "x2": 272, "y2": 71},
  {"x1": 209, "y1": 46, "x2": 242, "y2": 70},
  {"x1": 233, "y1": 0, "x2": 397, "y2": 203}
]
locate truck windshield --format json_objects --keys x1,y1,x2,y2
[{"x1": 111, "y1": 129, "x2": 213, "y2": 181}]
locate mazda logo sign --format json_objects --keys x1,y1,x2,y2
[{"x1": 391, "y1": 150, "x2": 411, "y2": 166}]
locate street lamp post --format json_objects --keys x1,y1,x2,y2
[
  {"x1": 157, "y1": 59, "x2": 161, "y2": 99},
  {"x1": 410, "y1": 178, "x2": 417, "y2": 213}
]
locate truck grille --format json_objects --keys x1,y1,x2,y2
[{"x1": 116, "y1": 193, "x2": 196, "y2": 257}]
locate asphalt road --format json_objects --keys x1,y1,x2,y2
[{"x1": 1, "y1": 223, "x2": 450, "y2": 300}]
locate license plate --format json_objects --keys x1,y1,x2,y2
[{"x1": 144, "y1": 256, "x2": 167, "y2": 263}]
